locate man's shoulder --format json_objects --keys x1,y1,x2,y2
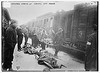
[{"x1": 6, "y1": 26, "x2": 13, "y2": 32}]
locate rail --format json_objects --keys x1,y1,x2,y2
[{"x1": 61, "y1": 44, "x2": 85, "y2": 53}]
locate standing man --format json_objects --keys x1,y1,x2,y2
[
  {"x1": 16, "y1": 27, "x2": 23, "y2": 51},
  {"x1": 31, "y1": 34, "x2": 40, "y2": 48},
  {"x1": 85, "y1": 24, "x2": 98, "y2": 71},
  {"x1": 2, "y1": 20, "x2": 17, "y2": 71},
  {"x1": 21, "y1": 27, "x2": 29, "y2": 47}
]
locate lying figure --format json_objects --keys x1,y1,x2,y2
[{"x1": 22, "y1": 43, "x2": 67, "y2": 70}]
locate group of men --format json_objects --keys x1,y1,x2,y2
[
  {"x1": 2, "y1": 8, "x2": 98, "y2": 72},
  {"x1": 2, "y1": 20, "x2": 98, "y2": 71},
  {"x1": 2, "y1": 19, "x2": 46, "y2": 71}
]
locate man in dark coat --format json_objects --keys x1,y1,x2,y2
[
  {"x1": 85, "y1": 24, "x2": 98, "y2": 71},
  {"x1": 2, "y1": 20, "x2": 17, "y2": 71},
  {"x1": 40, "y1": 41, "x2": 46, "y2": 50},
  {"x1": 31, "y1": 34, "x2": 40, "y2": 48},
  {"x1": 21, "y1": 27, "x2": 29, "y2": 47},
  {"x1": 16, "y1": 27, "x2": 23, "y2": 51},
  {"x1": 2, "y1": 7, "x2": 11, "y2": 64}
]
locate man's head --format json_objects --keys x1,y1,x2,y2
[
  {"x1": 17, "y1": 26, "x2": 22, "y2": 30},
  {"x1": 10, "y1": 19, "x2": 18, "y2": 29}
]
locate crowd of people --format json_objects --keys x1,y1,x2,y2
[
  {"x1": 2, "y1": 19, "x2": 98, "y2": 71},
  {"x1": 2, "y1": 7, "x2": 98, "y2": 71}
]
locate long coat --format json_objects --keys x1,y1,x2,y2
[
  {"x1": 4, "y1": 26, "x2": 17, "y2": 64},
  {"x1": 85, "y1": 31, "x2": 98, "y2": 71}
]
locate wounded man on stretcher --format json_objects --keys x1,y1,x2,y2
[{"x1": 22, "y1": 43, "x2": 67, "y2": 69}]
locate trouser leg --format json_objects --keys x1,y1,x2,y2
[
  {"x1": 31, "y1": 38, "x2": 34, "y2": 46},
  {"x1": 41, "y1": 42, "x2": 45, "y2": 50},
  {"x1": 24, "y1": 34, "x2": 28, "y2": 46},
  {"x1": 18, "y1": 36, "x2": 23, "y2": 51},
  {"x1": 2, "y1": 45, "x2": 15, "y2": 70}
]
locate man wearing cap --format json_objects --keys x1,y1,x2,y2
[{"x1": 2, "y1": 19, "x2": 17, "y2": 71}]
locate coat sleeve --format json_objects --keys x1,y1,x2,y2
[{"x1": 5, "y1": 29, "x2": 15, "y2": 47}]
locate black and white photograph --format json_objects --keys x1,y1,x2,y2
[{"x1": 1, "y1": 0, "x2": 98, "y2": 72}]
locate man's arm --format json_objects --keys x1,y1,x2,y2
[{"x1": 5, "y1": 29, "x2": 14, "y2": 47}]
